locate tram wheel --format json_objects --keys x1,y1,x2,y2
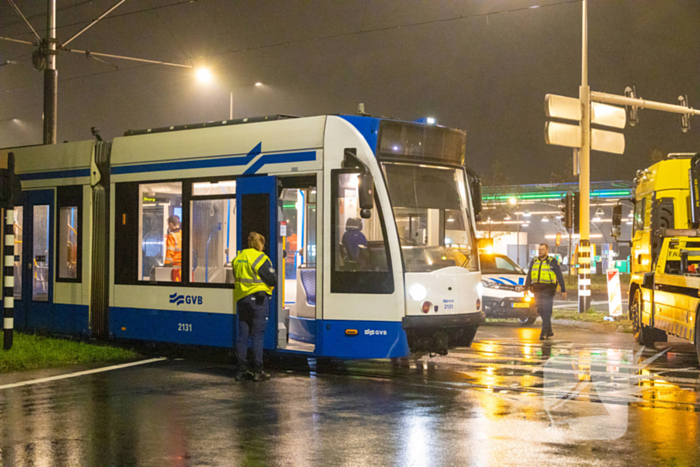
[{"x1": 518, "y1": 317, "x2": 537, "y2": 326}]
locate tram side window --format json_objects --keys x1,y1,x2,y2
[
  {"x1": 58, "y1": 207, "x2": 78, "y2": 279},
  {"x1": 331, "y1": 171, "x2": 393, "y2": 294},
  {"x1": 190, "y1": 197, "x2": 236, "y2": 284},
  {"x1": 139, "y1": 182, "x2": 183, "y2": 282},
  {"x1": 57, "y1": 185, "x2": 83, "y2": 282},
  {"x1": 13, "y1": 206, "x2": 22, "y2": 299},
  {"x1": 335, "y1": 173, "x2": 388, "y2": 272}
]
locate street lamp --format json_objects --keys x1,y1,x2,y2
[{"x1": 196, "y1": 68, "x2": 213, "y2": 84}]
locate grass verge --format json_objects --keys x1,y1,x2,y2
[
  {"x1": 553, "y1": 309, "x2": 634, "y2": 332},
  {"x1": 0, "y1": 332, "x2": 140, "y2": 373}
]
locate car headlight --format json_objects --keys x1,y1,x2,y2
[
  {"x1": 481, "y1": 280, "x2": 498, "y2": 289},
  {"x1": 515, "y1": 285, "x2": 525, "y2": 293},
  {"x1": 409, "y1": 283, "x2": 428, "y2": 301}
]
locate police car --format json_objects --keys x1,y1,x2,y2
[{"x1": 480, "y1": 250, "x2": 538, "y2": 325}]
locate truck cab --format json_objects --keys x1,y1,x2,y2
[{"x1": 626, "y1": 153, "x2": 700, "y2": 362}]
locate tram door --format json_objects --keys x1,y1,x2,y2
[
  {"x1": 15, "y1": 189, "x2": 55, "y2": 331},
  {"x1": 279, "y1": 179, "x2": 317, "y2": 352},
  {"x1": 236, "y1": 176, "x2": 278, "y2": 350}
]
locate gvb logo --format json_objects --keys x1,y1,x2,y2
[
  {"x1": 364, "y1": 329, "x2": 387, "y2": 336},
  {"x1": 169, "y1": 293, "x2": 203, "y2": 306}
]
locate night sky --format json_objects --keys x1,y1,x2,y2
[{"x1": 1, "y1": 0, "x2": 699, "y2": 184}]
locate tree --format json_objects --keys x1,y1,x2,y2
[
  {"x1": 482, "y1": 159, "x2": 511, "y2": 186},
  {"x1": 549, "y1": 157, "x2": 577, "y2": 184},
  {"x1": 650, "y1": 149, "x2": 665, "y2": 164}
]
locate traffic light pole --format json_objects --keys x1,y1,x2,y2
[
  {"x1": 3, "y1": 153, "x2": 16, "y2": 350},
  {"x1": 43, "y1": 0, "x2": 57, "y2": 145},
  {"x1": 578, "y1": 0, "x2": 591, "y2": 313}
]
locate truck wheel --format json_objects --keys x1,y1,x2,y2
[
  {"x1": 518, "y1": 317, "x2": 537, "y2": 326},
  {"x1": 631, "y1": 289, "x2": 667, "y2": 347}
]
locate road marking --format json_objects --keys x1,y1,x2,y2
[{"x1": 0, "y1": 357, "x2": 167, "y2": 391}]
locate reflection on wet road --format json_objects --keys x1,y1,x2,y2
[{"x1": 0, "y1": 323, "x2": 698, "y2": 466}]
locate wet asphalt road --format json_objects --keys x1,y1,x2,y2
[{"x1": 0, "y1": 323, "x2": 698, "y2": 467}]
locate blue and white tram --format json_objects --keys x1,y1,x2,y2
[{"x1": 2, "y1": 114, "x2": 484, "y2": 358}]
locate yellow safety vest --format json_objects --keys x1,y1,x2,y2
[
  {"x1": 233, "y1": 248, "x2": 274, "y2": 302},
  {"x1": 530, "y1": 257, "x2": 557, "y2": 284}
]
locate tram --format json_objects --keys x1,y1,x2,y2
[{"x1": 1, "y1": 114, "x2": 484, "y2": 358}]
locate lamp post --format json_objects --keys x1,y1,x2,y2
[{"x1": 230, "y1": 82, "x2": 263, "y2": 120}]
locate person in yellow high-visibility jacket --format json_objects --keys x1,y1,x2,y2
[
  {"x1": 525, "y1": 243, "x2": 566, "y2": 341},
  {"x1": 233, "y1": 232, "x2": 277, "y2": 382}
]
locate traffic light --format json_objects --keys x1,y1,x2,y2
[
  {"x1": 0, "y1": 153, "x2": 21, "y2": 209},
  {"x1": 624, "y1": 86, "x2": 639, "y2": 127},
  {"x1": 562, "y1": 193, "x2": 573, "y2": 229},
  {"x1": 679, "y1": 95, "x2": 691, "y2": 133},
  {"x1": 573, "y1": 192, "x2": 580, "y2": 234}
]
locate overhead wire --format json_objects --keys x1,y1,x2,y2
[
  {"x1": 0, "y1": 0, "x2": 583, "y2": 95},
  {"x1": 1, "y1": 0, "x2": 203, "y2": 39}
]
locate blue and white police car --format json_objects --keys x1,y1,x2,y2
[{"x1": 479, "y1": 250, "x2": 538, "y2": 325}]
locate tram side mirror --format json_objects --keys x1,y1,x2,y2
[{"x1": 358, "y1": 173, "x2": 374, "y2": 219}]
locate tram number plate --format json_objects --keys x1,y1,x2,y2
[
  {"x1": 512, "y1": 303, "x2": 530, "y2": 308},
  {"x1": 178, "y1": 323, "x2": 193, "y2": 332}
]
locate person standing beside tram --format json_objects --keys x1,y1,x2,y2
[
  {"x1": 525, "y1": 243, "x2": 566, "y2": 340},
  {"x1": 232, "y1": 232, "x2": 277, "y2": 382}
]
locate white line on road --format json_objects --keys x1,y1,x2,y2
[{"x1": 0, "y1": 357, "x2": 167, "y2": 391}]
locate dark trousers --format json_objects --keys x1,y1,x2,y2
[
  {"x1": 535, "y1": 293, "x2": 554, "y2": 335},
  {"x1": 235, "y1": 292, "x2": 269, "y2": 372}
]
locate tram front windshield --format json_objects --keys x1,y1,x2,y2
[{"x1": 383, "y1": 162, "x2": 477, "y2": 272}]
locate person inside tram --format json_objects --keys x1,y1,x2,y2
[
  {"x1": 164, "y1": 215, "x2": 182, "y2": 282},
  {"x1": 342, "y1": 217, "x2": 367, "y2": 264}
]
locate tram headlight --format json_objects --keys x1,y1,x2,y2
[
  {"x1": 409, "y1": 284, "x2": 428, "y2": 301},
  {"x1": 476, "y1": 282, "x2": 484, "y2": 299}
]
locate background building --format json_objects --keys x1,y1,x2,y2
[{"x1": 478, "y1": 180, "x2": 634, "y2": 274}]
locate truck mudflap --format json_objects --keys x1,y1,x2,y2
[{"x1": 402, "y1": 312, "x2": 485, "y2": 355}]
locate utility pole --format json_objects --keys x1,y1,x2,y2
[
  {"x1": 1, "y1": 0, "x2": 194, "y2": 146},
  {"x1": 43, "y1": 0, "x2": 57, "y2": 145},
  {"x1": 578, "y1": 0, "x2": 591, "y2": 313}
]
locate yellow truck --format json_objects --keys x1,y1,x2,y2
[{"x1": 620, "y1": 153, "x2": 700, "y2": 362}]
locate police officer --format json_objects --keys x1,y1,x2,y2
[
  {"x1": 233, "y1": 232, "x2": 277, "y2": 381},
  {"x1": 525, "y1": 243, "x2": 566, "y2": 340}
]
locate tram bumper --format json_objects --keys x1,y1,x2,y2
[{"x1": 402, "y1": 312, "x2": 485, "y2": 355}]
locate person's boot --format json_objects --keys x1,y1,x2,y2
[
  {"x1": 253, "y1": 370, "x2": 271, "y2": 382},
  {"x1": 547, "y1": 328, "x2": 554, "y2": 338},
  {"x1": 539, "y1": 331, "x2": 546, "y2": 341},
  {"x1": 234, "y1": 368, "x2": 252, "y2": 381}
]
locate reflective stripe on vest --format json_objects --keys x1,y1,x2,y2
[
  {"x1": 233, "y1": 248, "x2": 273, "y2": 302},
  {"x1": 530, "y1": 257, "x2": 557, "y2": 284}
]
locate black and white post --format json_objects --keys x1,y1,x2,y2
[{"x1": 3, "y1": 152, "x2": 15, "y2": 350}]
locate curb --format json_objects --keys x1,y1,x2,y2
[{"x1": 552, "y1": 318, "x2": 632, "y2": 334}]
